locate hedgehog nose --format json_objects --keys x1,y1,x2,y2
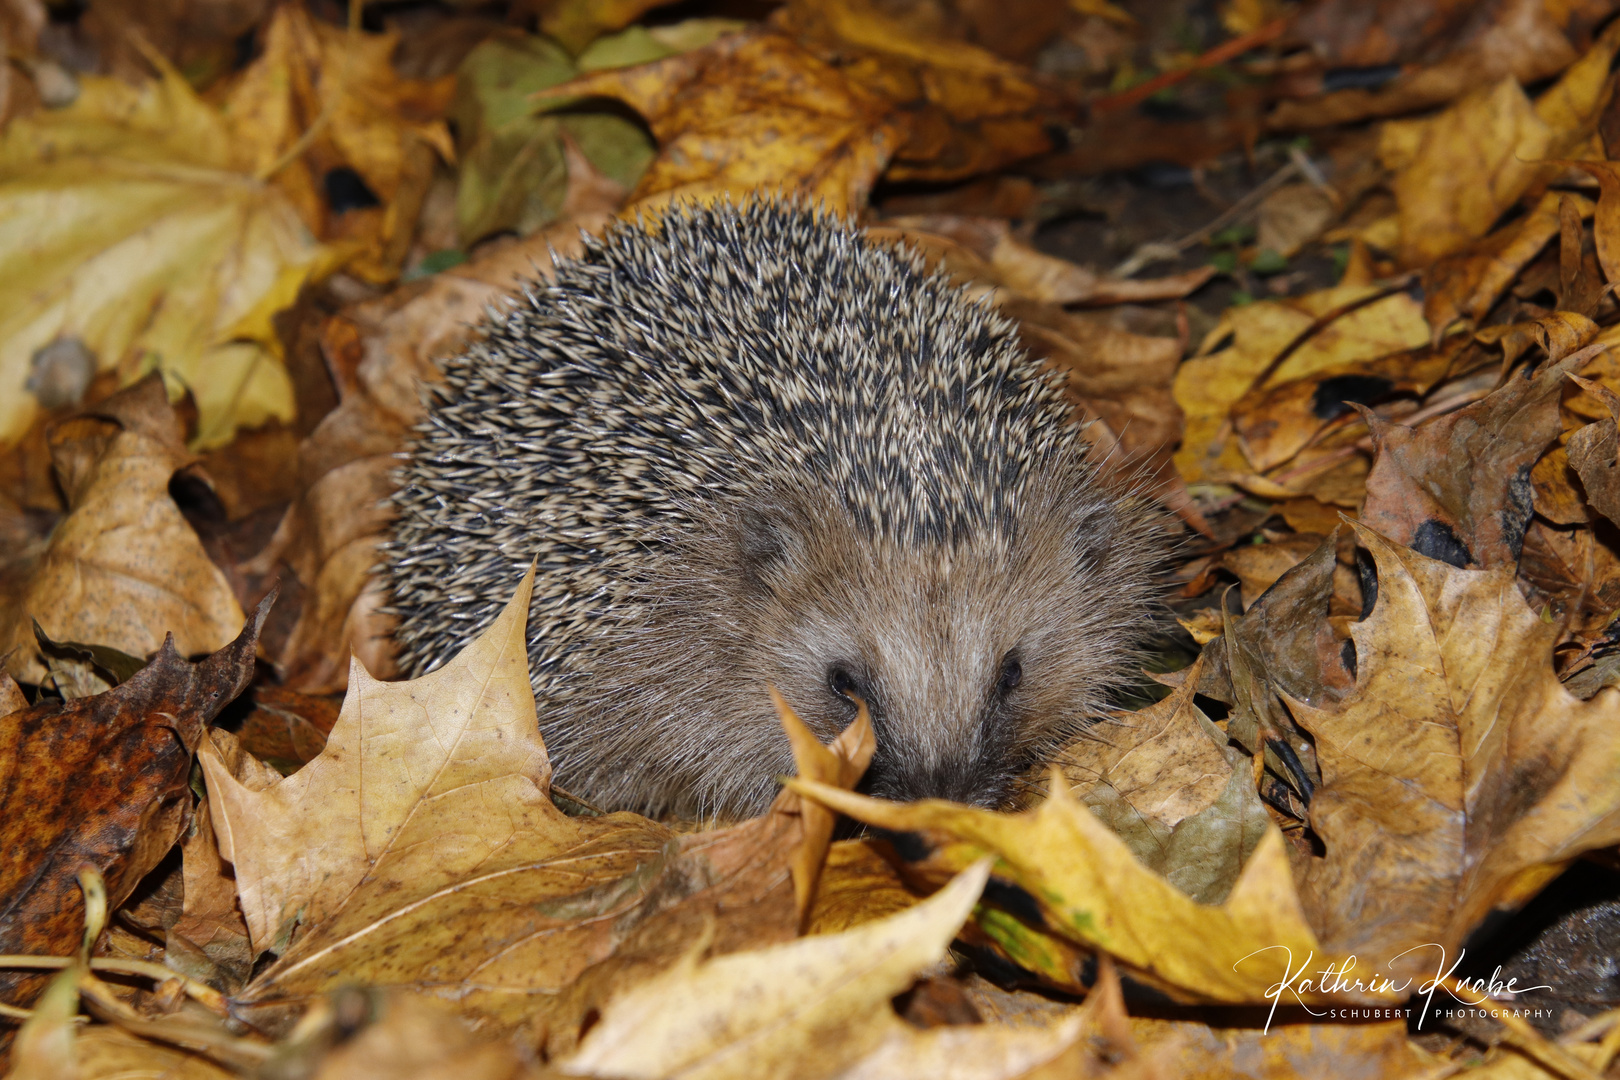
[{"x1": 860, "y1": 752, "x2": 1001, "y2": 807}]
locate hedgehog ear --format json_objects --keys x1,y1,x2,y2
[{"x1": 736, "y1": 505, "x2": 804, "y2": 591}]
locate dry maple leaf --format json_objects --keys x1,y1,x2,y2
[
  {"x1": 553, "y1": 25, "x2": 903, "y2": 214},
  {"x1": 560, "y1": 860, "x2": 995, "y2": 1080},
  {"x1": 0, "y1": 377, "x2": 245, "y2": 685},
  {"x1": 206, "y1": 566, "x2": 874, "y2": 1055},
  {"x1": 1172, "y1": 282, "x2": 1429, "y2": 497},
  {"x1": 0, "y1": 55, "x2": 339, "y2": 450},
  {"x1": 1291, "y1": 524, "x2": 1620, "y2": 976},
  {"x1": 770, "y1": 0, "x2": 1062, "y2": 183},
  {"x1": 1566, "y1": 373, "x2": 1620, "y2": 526},
  {"x1": 0, "y1": 593, "x2": 266, "y2": 1011},
  {"x1": 790, "y1": 775, "x2": 1389, "y2": 1007}
]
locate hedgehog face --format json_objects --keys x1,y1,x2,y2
[{"x1": 730, "y1": 477, "x2": 1160, "y2": 809}]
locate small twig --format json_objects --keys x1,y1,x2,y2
[
  {"x1": 1111, "y1": 160, "x2": 1300, "y2": 278},
  {"x1": 0, "y1": 956, "x2": 228, "y2": 1016},
  {"x1": 1091, "y1": 16, "x2": 1295, "y2": 115}
]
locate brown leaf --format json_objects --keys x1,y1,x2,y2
[
  {"x1": 773, "y1": 688, "x2": 875, "y2": 930},
  {"x1": 0, "y1": 376, "x2": 245, "y2": 688},
  {"x1": 555, "y1": 26, "x2": 901, "y2": 215},
  {"x1": 1230, "y1": 339, "x2": 1460, "y2": 475},
  {"x1": 1422, "y1": 191, "x2": 1581, "y2": 339},
  {"x1": 804, "y1": 839, "x2": 921, "y2": 936},
  {"x1": 1292, "y1": 525, "x2": 1620, "y2": 975},
  {"x1": 221, "y1": 5, "x2": 455, "y2": 281},
  {"x1": 878, "y1": 214, "x2": 1214, "y2": 306},
  {"x1": 0, "y1": 593, "x2": 266, "y2": 1009},
  {"x1": 1566, "y1": 373, "x2": 1620, "y2": 526},
  {"x1": 1379, "y1": 22, "x2": 1620, "y2": 266},
  {"x1": 534, "y1": 0, "x2": 684, "y2": 53},
  {"x1": 560, "y1": 861, "x2": 994, "y2": 1080},
  {"x1": 1273, "y1": 0, "x2": 1590, "y2": 129},
  {"x1": 1360, "y1": 345, "x2": 1605, "y2": 569},
  {"x1": 1057, "y1": 657, "x2": 1271, "y2": 905},
  {"x1": 771, "y1": 0, "x2": 1061, "y2": 183}
]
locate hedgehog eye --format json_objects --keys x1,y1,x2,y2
[
  {"x1": 996, "y1": 654, "x2": 1023, "y2": 696},
  {"x1": 828, "y1": 665, "x2": 864, "y2": 702}
]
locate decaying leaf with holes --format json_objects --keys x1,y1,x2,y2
[
  {"x1": 0, "y1": 595, "x2": 267, "y2": 1011},
  {"x1": 1291, "y1": 526, "x2": 1620, "y2": 972}
]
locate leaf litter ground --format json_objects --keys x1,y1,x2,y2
[{"x1": 7, "y1": 1, "x2": 1620, "y2": 1078}]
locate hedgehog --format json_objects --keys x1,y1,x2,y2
[{"x1": 384, "y1": 201, "x2": 1166, "y2": 820}]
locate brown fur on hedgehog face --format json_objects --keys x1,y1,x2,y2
[{"x1": 542, "y1": 468, "x2": 1163, "y2": 820}]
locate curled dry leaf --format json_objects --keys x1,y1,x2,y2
[
  {"x1": 0, "y1": 377, "x2": 245, "y2": 685},
  {"x1": 0, "y1": 592, "x2": 266, "y2": 1009},
  {"x1": 560, "y1": 860, "x2": 994, "y2": 1080},
  {"x1": 207, "y1": 567, "x2": 873, "y2": 1057},
  {"x1": 0, "y1": 56, "x2": 337, "y2": 448},
  {"x1": 877, "y1": 214, "x2": 1214, "y2": 307},
  {"x1": 1274, "y1": 0, "x2": 1595, "y2": 129},
  {"x1": 1566, "y1": 373, "x2": 1620, "y2": 527},
  {"x1": 1173, "y1": 283, "x2": 1429, "y2": 497},
  {"x1": 1292, "y1": 525, "x2": 1620, "y2": 974},
  {"x1": 788, "y1": 776, "x2": 1386, "y2": 1007},
  {"x1": 554, "y1": 26, "x2": 902, "y2": 214},
  {"x1": 1422, "y1": 192, "x2": 1586, "y2": 339}
]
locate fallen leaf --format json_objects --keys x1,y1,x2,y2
[
  {"x1": 305, "y1": 991, "x2": 542, "y2": 1080},
  {"x1": 1129, "y1": 1013, "x2": 1438, "y2": 1080},
  {"x1": 1256, "y1": 182, "x2": 1338, "y2": 259},
  {"x1": 221, "y1": 5, "x2": 455, "y2": 281},
  {"x1": 1057, "y1": 657, "x2": 1272, "y2": 905},
  {"x1": 554, "y1": 26, "x2": 901, "y2": 214},
  {"x1": 1229, "y1": 338, "x2": 1461, "y2": 475},
  {"x1": 1360, "y1": 345, "x2": 1601, "y2": 569},
  {"x1": 1173, "y1": 284, "x2": 1430, "y2": 494},
  {"x1": 773, "y1": 688, "x2": 876, "y2": 929},
  {"x1": 450, "y1": 33, "x2": 649, "y2": 245},
  {"x1": 876, "y1": 215, "x2": 1214, "y2": 307},
  {"x1": 0, "y1": 594, "x2": 265, "y2": 1009},
  {"x1": 1422, "y1": 192, "x2": 1584, "y2": 340},
  {"x1": 208, "y1": 567, "x2": 872, "y2": 1056},
  {"x1": 771, "y1": 0, "x2": 1061, "y2": 183},
  {"x1": 535, "y1": 0, "x2": 684, "y2": 53},
  {"x1": 1566, "y1": 374, "x2": 1620, "y2": 526},
  {"x1": 1381, "y1": 21, "x2": 1620, "y2": 266},
  {"x1": 0, "y1": 377, "x2": 245, "y2": 685},
  {"x1": 1291, "y1": 525, "x2": 1620, "y2": 973},
  {"x1": 560, "y1": 860, "x2": 993, "y2": 1080},
  {"x1": 1273, "y1": 0, "x2": 1591, "y2": 129},
  {"x1": 0, "y1": 58, "x2": 337, "y2": 448},
  {"x1": 789, "y1": 776, "x2": 1386, "y2": 1006},
  {"x1": 805, "y1": 839, "x2": 921, "y2": 936}
]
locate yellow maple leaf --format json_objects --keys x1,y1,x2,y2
[{"x1": 0, "y1": 56, "x2": 340, "y2": 450}]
